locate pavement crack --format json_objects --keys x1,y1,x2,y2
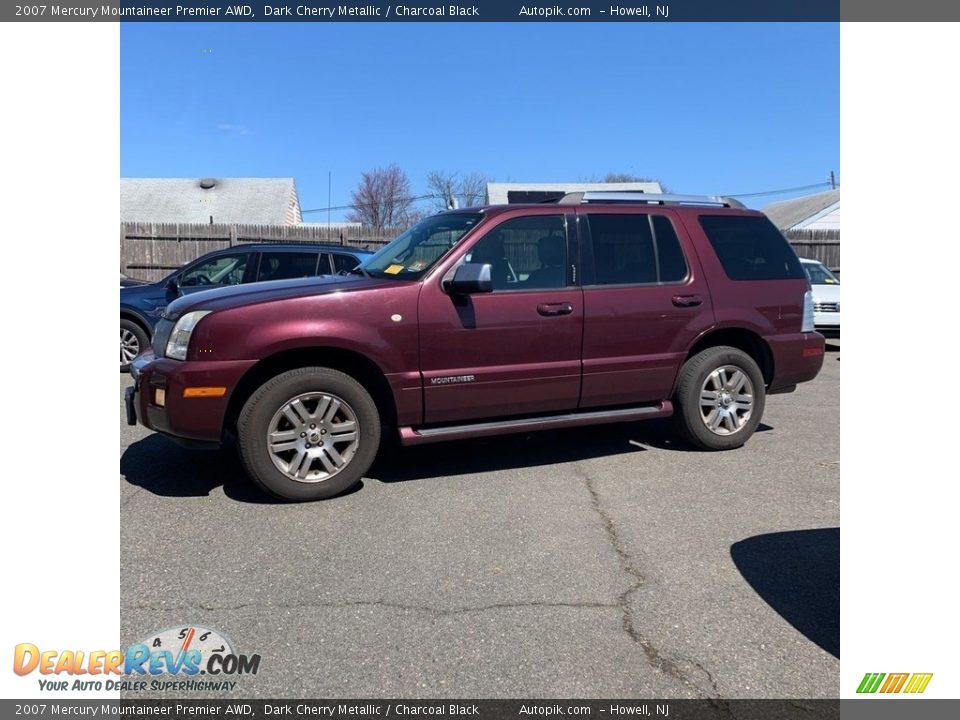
[{"x1": 576, "y1": 462, "x2": 726, "y2": 704}]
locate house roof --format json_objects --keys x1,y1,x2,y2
[
  {"x1": 763, "y1": 189, "x2": 840, "y2": 231},
  {"x1": 486, "y1": 181, "x2": 662, "y2": 205},
  {"x1": 121, "y1": 178, "x2": 302, "y2": 225}
]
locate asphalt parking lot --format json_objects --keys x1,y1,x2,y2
[{"x1": 120, "y1": 340, "x2": 839, "y2": 699}]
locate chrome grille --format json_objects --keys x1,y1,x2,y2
[{"x1": 814, "y1": 302, "x2": 840, "y2": 313}]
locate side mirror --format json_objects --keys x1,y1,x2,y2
[
  {"x1": 446, "y1": 263, "x2": 493, "y2": 295},
  {"x1": 166, "y1": 276, "x2": 181, "y2": 294}
]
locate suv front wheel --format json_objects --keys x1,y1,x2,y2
[
  {"x1": 674, "y1": 346, "x2": 766, "y2": 451},
  {"x1": 237, "y1": 367, "x2": 381, "y2": 501}
]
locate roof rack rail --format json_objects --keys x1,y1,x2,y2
[{"x1": 556, "y1": 191, "x2": 745, "y2": 209}]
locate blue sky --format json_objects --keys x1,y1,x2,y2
[{"x1": 121, "y1": 23, "x2": 838, "y2": 218}]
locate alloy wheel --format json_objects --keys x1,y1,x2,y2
[
  {"x1": 266, "y1": 392, "x2": 360, "y2": 483},
  {"x1": 699, "y1": 365, "x2": 754, "y2": 436},
  {"x1": 121, "y1": 328, "x2": 140, "y2": 366}
]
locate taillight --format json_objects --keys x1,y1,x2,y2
[{"x1": 802, "y1": 290, "x2": 815, "y2": 332}]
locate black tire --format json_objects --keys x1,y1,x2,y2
[
  {"x1": 120, "y1": 319, "x2": 149, "y2": 373},
  {"x1": 237, "y1": 367, "x2": 381, "y2": 501},
  {"x1": 673, "y1": 346, "x2": 766, "y2": 451}
]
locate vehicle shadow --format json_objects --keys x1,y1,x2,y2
[
  {"x1": 369, "y1": 418, "x2": 772, "y2": 483},
  {"x1": 730, "y1": 527, "x2": 839, "y2": 658},
  {"x1": 120, "y1": 434, "x2": 287, "y2": 504},
  {"x1": 123, "y1": 417, "x2": 774, "y2": 501}
]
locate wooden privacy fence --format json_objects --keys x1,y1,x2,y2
[
  {"x1": 121, "y1": 222, "x2": 399, "y2": 281},
  {"x1": 122, "y1": 222, "x2": 841, "y2": 282},
  {"x1": 786, "y1": 229, "x2": 840, "y2": 271}
]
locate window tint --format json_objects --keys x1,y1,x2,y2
[
  {"x1": 699, "y1": 215, "x2": 805, "y2": 281},
  {"x1": 653, "y1": 216, "x2": 688, "y2": 282},
  {"x1": 465, "y1": 215, "x2": 567, "y2": 291},
  {"x1": 587, "y1": 214, "x2": 688, "y2": 285},
  {"x1": 256, "y1": 252, "x2": 318, "y2": 282},
  {"x1": 332, "y1": 253, "x2": 360, "y2": 274},
  {"x1": 588, "y1": 215, "x2": 656, "y2": 285},
  {"x1": 180, "y1": 253, "x2": 249, "y2": 287}
]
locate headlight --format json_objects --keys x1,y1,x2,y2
[{"x1": 165, "y1": 310, "x2": 211, "y2": 361}]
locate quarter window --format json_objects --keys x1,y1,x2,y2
[
  {"x1": 465, "y1": 215, "x2": 567, "y2": 291},
  {"x1": 699, "y1": 215, "x2": 805, "y2": 281},
  {"x1": 587, "y1": 214, "x2": 688, "y2": 285}
]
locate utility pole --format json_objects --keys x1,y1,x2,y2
[
  {"x1": 327, "y1": 171, "x2": 332, "y2": 235},
  {"x1": 829, "y1": 170, "x2": 836, "y2": 190}
]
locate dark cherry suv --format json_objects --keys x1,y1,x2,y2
[{"x1": 126, "y1": 193, "x2": 824, "y2": 501}]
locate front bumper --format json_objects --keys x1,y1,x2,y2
[
  {"x1": 814, "y1": 310, "x2": 840, "y2": 337},
  {"x1": 128, "y1": 350, "x2": 256, "y2": 446}
]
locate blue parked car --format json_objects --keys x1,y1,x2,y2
[{"x1": 120, "y1": 243, "x2": 373, "y2": 371}]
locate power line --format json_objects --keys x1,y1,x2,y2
[
  {"x1": 302, "y1": 192, "x2": 471, "y2": 214},
  {"x1": 303, "y1": 181, "x2": 839, "y2": 213},
  {"x1": 723, "y1": 181, "x2": 836, "y2": 199}
]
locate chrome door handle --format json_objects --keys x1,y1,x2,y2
[{"x1": 537, "y1": 302, "x2": 574, "y2": 316}]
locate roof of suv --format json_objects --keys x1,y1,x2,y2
[{"x1": 445, "y1": 193, "x2": 757, "y2": 219}]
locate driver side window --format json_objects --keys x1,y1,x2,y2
[
  {"x1": 180, "y1": 253, "x2": 250, "y2": 287},
  {"x1": 465, "y1": 214, "x2": 567, "y2": 291}
]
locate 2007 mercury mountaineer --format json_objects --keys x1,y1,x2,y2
[{"x1": 126, "y1": 192, "x2": 825, "y2": 501}]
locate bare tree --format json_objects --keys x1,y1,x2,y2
[
  {"x1": 426, "y1": 170, "x2": 459, "y2": 211},
  {"x1": 459, "y1": 172, "x2": 489, "y2": 207},
  {"x1": 347, "y1": 164, "x2": 415, "y2": 232},
  {"x1": 426, "y1": 170, "x2": 490, "y2": 210}
]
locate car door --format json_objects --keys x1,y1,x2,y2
[
  {"x1": 177, "y1": 251, "x2": 255, "y2": 295},
  {"x1": 418, "y1": 210, "x2": 584, "y2": 425},
  {"x1": 578, "y1": 208, "x2": 715, "y2": 408}
]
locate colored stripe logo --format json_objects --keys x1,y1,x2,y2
[{"x1": 857, "y1": 672, "x2": 933, "y2": 694}]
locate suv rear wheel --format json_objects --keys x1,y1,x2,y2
[
  {"x1": 674, "y1": 346, "x2": 765, "y2": 450},
  {"x1": 237, "y1": 367, "x2": 381, "y2": 501}
]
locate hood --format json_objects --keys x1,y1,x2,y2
[
  {"x1": 810, "y1": 283, "x2": 841, "y2": 303},
  {"x1": 120, "y1": 279, "x2": 164, "y2": 296},
  {"x1": 163, "y1": 274, "x2": 406, "y2": 320}
]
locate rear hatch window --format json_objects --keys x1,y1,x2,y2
[{"x1": 699, "y1": 215, "x2": 805, "y2": 281}]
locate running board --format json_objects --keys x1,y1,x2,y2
[{"x1": 399, "y1": 401, "x2": 673, "y2": 446}]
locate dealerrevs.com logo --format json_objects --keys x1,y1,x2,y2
[
  {"x1": 13, "y1": 626, "x2": 260, "y2": 693},
  {"x1": 856, "y1": 672, "x2": 933, "y2": 694}
]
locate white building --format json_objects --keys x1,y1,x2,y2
[
  {"x1": 763, "y1": 189, "x2": 840, "y2": 232},
  {"x1": 486, "y1": 181, "x2": 663, "y2": 205}
]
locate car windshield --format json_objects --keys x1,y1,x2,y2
[
  {"x1": 360, "y1": 213, "x2": 484, "y2": 280},
  {"x1": 803, "y1": 262, "x2": 839, "y2": 285}
]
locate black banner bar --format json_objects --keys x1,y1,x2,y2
[
  {"x1": 8, "y1": 1, "x2": 843, "y2": 22},
  {"x1": 0, "y1": 699, "x2": 845, "y2": 720},
  {"x1": 7, "y1": 0, "x2": 960, "y2": 22}
]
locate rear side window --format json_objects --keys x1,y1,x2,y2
[
  {"x1": 256, "y1": 252, "x2": 319, "y2": 282},
  {"x1": 699, "y1": 215, "x2": 805, "y2": 281},
  {"x1": 587, "y1": 214, "x2": 688, "y2": 285}
]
